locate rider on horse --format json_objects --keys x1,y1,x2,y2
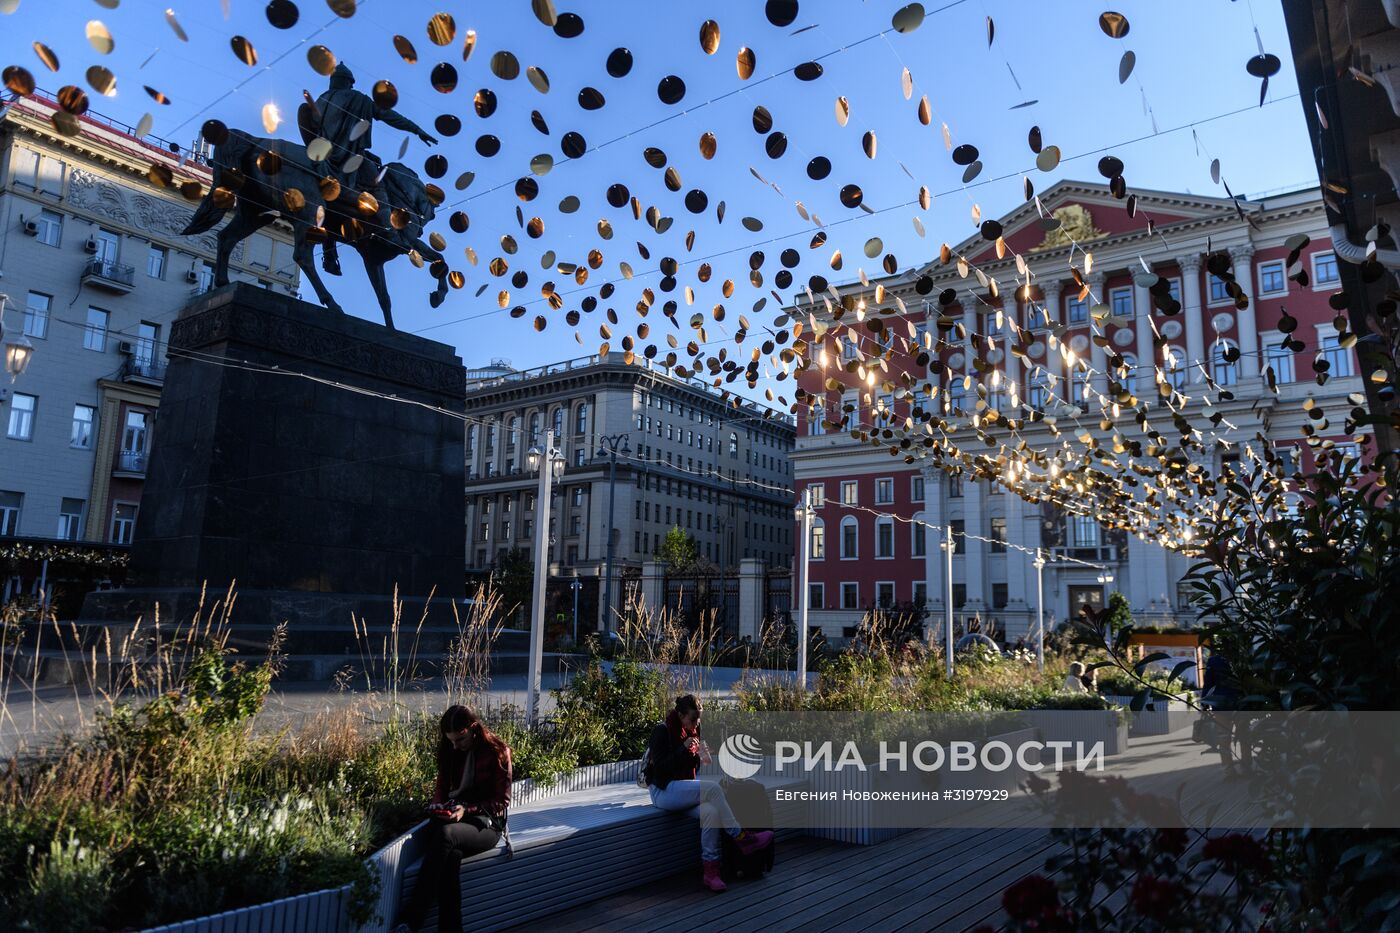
[{"x1": 305, "y1": 63, "x2": 437, "y2": 276}]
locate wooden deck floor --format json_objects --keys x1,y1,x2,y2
[{"x1": 510, "y1": 730, "x2": 1259, "y2": 933}]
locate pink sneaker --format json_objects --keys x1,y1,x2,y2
[
  {"x1": 702, "y1": 859, "x2": 727, "y2": 892},
  {"x1": 734, "y1": 829, "x2": 774, "y2": 856}
]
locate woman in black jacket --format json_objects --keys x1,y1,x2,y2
[
  {"x1": 392, "y1": 705, "x2": 512, "y2": 933},
  {"x1": 644, "y1": 695, "x2": 773, "y2": 892}
]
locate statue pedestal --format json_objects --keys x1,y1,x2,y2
[{"x1": 82, "y1": 284, "x2": 466, "y2": 639}]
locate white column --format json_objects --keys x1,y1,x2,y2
[
  {"x1": 1086, "y1": 272, "x2": 1107, "y2": 396},
  {"x1": 1039, "y1": 280, "x2": 1063, "y2": 397},
  {"x1": 738, "y1": 557, "x2": 765, "y2": 642},
  {"x1": 921, "y1": 465, "x2": 945, "y2": 618},
  {"x1": 1178, "y1": 254, "x2": 1206, "y2": 385},
  {"x1": 1004, "y1": 494, "x2": 1030, "y2": 638},
  {"x1": 1133, "y1": 279, "x2": 1154, "y2": 393},
  {"x1": 962, "y1": 477, "x2": 986, "y2": 610},
  {"x1": 1126, "y1": 531, "x2": 1152, "y2": 617},
  {"x1": 1229, "y1": 244, "x2": 1259, "y2": 380}
]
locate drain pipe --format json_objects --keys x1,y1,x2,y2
[{"x1": 1328, "y1": 224, "x2": 1400, "y2": 270}]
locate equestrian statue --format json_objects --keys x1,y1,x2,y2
[{"x1": 182, "y1": 64, "x2": 449, "y2": 329}]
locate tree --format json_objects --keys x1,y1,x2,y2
[
  {"x1": 657, "y1": 525, "x2": 699, "y2": 574},
  {"x1": 491, "y1": 547, "x2": 534, "y2": 625},
  {"x1": 1103, "y1": 591, "x2": 1133, "y2": 636}
]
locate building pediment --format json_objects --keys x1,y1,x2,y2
[{"x1": 948, "y1": 181, "x2": 1245, "y2": 268}]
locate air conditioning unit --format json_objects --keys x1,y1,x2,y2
[
  {"x1": 84, "y1": 237, "x2": 100, "y2": 254},
  {"x1": 117, "y1": 340, "x2": 134, "y2": 355},
  {"x1": 185, "y1": 268, "x2": 200, "y2": 283},
  {"x1": 21, "y1": 219, "x2": 38, "y2": 236}
]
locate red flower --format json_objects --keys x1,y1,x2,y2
[
  {"x1": 1202, "y1": 833, "x2": 1268, "y2": 874},
  {"x1": 1153, "y1": 827, "x2": 1189, "y2": 857},
  {"x1": 1003, "y1": 874, "x2": 1061, "y2": 923},
  {"x1": 1130, "y1": 875, "x2": 1187, "y2": 919}
]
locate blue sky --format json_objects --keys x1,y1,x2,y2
[{"x1": 3, "y1": 0, "x2": 1315, "y2": 402}]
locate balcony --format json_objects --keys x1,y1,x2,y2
[
  {"x1": 115, "y1": 449, "x2": 148, "y2": 476},
  {"x1": 120, "y1": 355, "x2": 167, "y2": 385},
  {"x1": 1051, "y1": 544, "x2": 1119, "y2": 564},
  {"x1": 81, "y1": 259, "x2": 136, "y2": 294}
]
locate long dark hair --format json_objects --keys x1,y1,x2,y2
[{"x1": 435, "y1": 705, "x2": 510, "y2": 780}]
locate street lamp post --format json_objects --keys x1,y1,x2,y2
[
  {"x1": 794, "y1": 487, "x2": 815, "y2": 692},
  {"x1": 1033, "y1": 548, "x2": 1047, "y2": 673},
  {"x1": 526, "y1": 430, "x2": 565, "y2": 725},
  {"x1": 941, "y1": 524, "x2": 955, "y2": 679},
  {"x1": 0, "y1": 294, "x2": 36, "y2": 382},
  {"x1": 596, "y1": 433, "x2": 630, "y2": 636},
  {"x1": 570, "y1": 576, "x2": 582, "y2": 647}
]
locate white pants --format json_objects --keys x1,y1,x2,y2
[{"x1": 648, "y1": 779, "x2": 740, "y2": 861}]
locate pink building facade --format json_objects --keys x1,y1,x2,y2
[{"x1": 790, "y1": 181, "x2": 1364, "y2": 641}]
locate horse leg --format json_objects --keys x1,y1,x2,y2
[
  {"x1": 360, "y1": 250, "x2": 394, "y2": 329},
  {"x1": 411, "y1": 237, "x2": 450, "y2": 308},
  {"x1": 292, "y1": 227, "x2": 344, "y2": 315},
  {"x1": 213, "y1": 208, "x2": 256, "y2": 287}
]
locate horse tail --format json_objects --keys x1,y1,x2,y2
[{"x1": 180, "y1": 130, "x2": 258, "y2": 236}]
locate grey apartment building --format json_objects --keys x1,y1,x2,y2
[
  {"x1": 463, "y1": 353, "x2": 796, "y2": 628},
  {"x1": 0, "y1": 91, "x2": 297, "y2": 566}
]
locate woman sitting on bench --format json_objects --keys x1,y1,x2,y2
[
  {"x1": 645, "y1": 694, "x2": 772, "y2": 892},
  {"x1": 393, "y1": 705, "x2": 512, "y2": 933}
]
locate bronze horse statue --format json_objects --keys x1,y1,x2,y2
[{"x1": 182, "y1": 129, "x2": 449, "y2": 329}]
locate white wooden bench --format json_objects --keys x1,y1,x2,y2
[{"x1": 400, "y1": 774, "x2": 808, "y2": 933}]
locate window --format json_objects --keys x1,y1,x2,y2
[
  {"x1": 0, "y1": 491, "x2": 21, "y2": 535},
  {"x1": 1109, "y1": 287, "x2": 1134, "y2": 319},
  {"x1": 840, "y1": 517, "x2": 858, "y2": 559},
  {"x1": 913, "y1": 581, "x2": 928, "y2": 607},
  {"x1": 1265, "y1": 344, "x2": 1294, "y2": 384},
  {"x1": 841, "y1": 582, "x2": 859, "y2": 610},
  {"x1": 23, "y1": 291, "x2": 50, "y2": 339},
  {"x1": 841, "y1": 335, "x2": 859, "y2": 361},
  {"x1": 574, "y1": 403, "x2": 588, "y2": 435},
  {"x1": 1069, "y1": 515, "x2": 1100, "y2": 548},
  {"x1": 875, "y1": 477, "x2": 894, "y2": 504},
  {"x1": 135, "y1": 322, "x2": 160, "y2": 366},
  {"x1": 912, "y1": 523, "x2": 927, "y2": 557},
  {"x1": 528, "y1": 412, "x2": 541, "y2": 445},
  {"x1": 876, "y1": 518, "x2": 894, "y2": 558},
  {"x1": 1312, "y1": 251, "x2": 1339, "y2": 286},
  {"x1": 1257, "y1": 260, "x2": 1286, "y2": 296},
  {"x1": 948, "y1": 473, "x2": 962, "y2": 498},
  {"x1": 728, "y1": 432, "x2": 739, "y2": 457},
  {"x1": 1066, "y1": 294, "x2": 1088, "y2": 324},
  {"x1": 911, "y1": 475, "x2": 925, "y2": 502},
  {"x1": 952, "y1": 584, "x2": 967, "y2": 609},
  {"x1": 572, "y1": 487, "x2": 584, "y2": 507},
  {"x1": 808, "y1": 582, "x2": 824, "y2": 610},
  {"x1": 57, "y1": 498, "x2": 84, "y2": 540},
  {"x1": 552, "y1": 407, "x2": 564, "y2": 439},
  {"x1": 147, "y1": 245, "x2": 167, "y2": 279},
  {"x1": 992, "y1": 583, "x2": 1008, "y2": 609},
  {"x1": 90, "y1": 229, "x2": 119, "y2": 265},
  {"x1": 34, "y1": 210, "x2": 61, "y2": 247},
  {"x1": 810, "y1": 520, "x2": 825, "y2": 559},
  {"x1": 950, "y1": 519, "x2": 965, "y2": 554},
  {"x1": 808, "y1": 483, "x2": 826, "y2": 507},
  {"x1": 71, "y1": 404, "x2": 95, "y2": 449},
  {"x1": 990, "y1": 516, "x2": 1007, "y2": 553},
  {"x1": 7, "y1": 393, "x2": 36, "y2": 440},
  {"x1": 196, "y1": 261, "x2": 216, "y2": 293},
  {"x1": 466, "y1": 425, "x2": 477, "y2": 456},
  {"x1": 122, "y1": 410, "x2": 148, "y2": 455},
  {"x1": 1164, "y1": 346, "x2": 1187, "y2": 391},
  {"x1": 876, "y1": 582, "x2": 895, "y2": 608},
  {"x1": 84, "y1": 308, "x2": 109, "y2": 352},
  {"x1": 1027, "y1": 372, "x2": 1050, "y2": 411},
  {"x1": 1207, "y1": 273, "x2": 1231, "y2": 304},
  {"x1": 1212, "y1": 342, "x2": 1238, "y2": 386},
  {"x1": 841, "y1": 481, "x2": 858, "y2": 505},
  {"x1": 1319, "y1": 333, "x2": 1352, "y2": 378},
  {"x1": 110, "y1": 502, "x2": 138, "y2": 544}
]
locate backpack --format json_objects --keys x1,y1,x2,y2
[
  {"x1": 637, "y1": 721, "x2": 663, "y2": 788},
  {"x1": 718, "y1": 777, "x2": 775, "y2": 881}
]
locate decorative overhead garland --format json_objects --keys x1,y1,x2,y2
[{"x1": 0, "y1": 540, "x2": 130, "y2": 570}]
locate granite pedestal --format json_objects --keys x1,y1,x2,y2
[{"x1": 81, "y1": 283, "x2": 467, "y2": 643}]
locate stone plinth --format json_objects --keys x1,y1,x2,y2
[{"x1": 86, "y1": 283, "x2": 466, "y2": 628}]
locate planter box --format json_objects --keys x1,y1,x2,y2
[
  {"x1": 1102, "y1": 696, "x2": 1195, "y2": 736},
  {"x1": 1021, "y1": 709, "x2": 1129, "y2": 756}
]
